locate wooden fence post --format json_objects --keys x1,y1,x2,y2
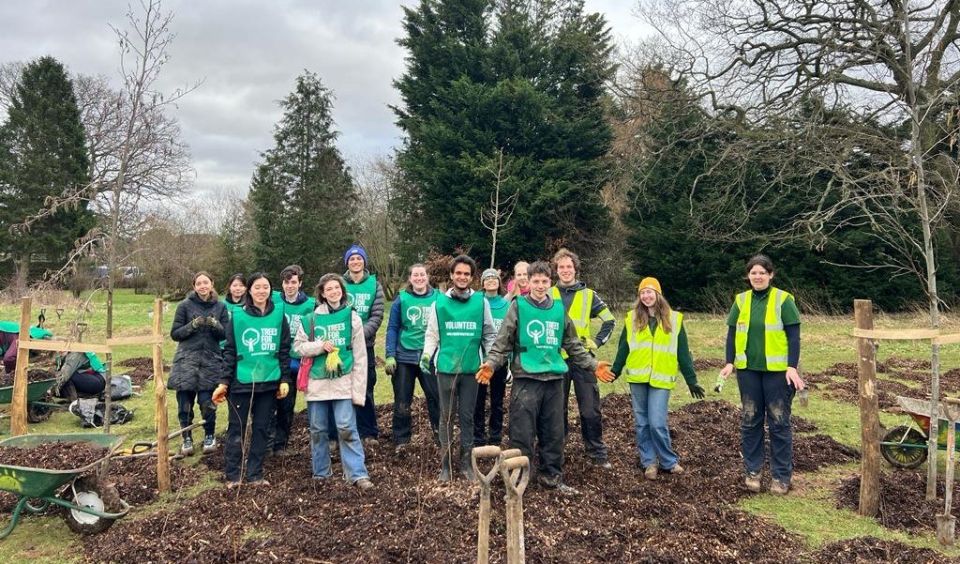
[
  {"x1": 855, "y1": 299, "x2": 881, "y2": 517},
  {"x1": 10, "y1": 297, "x2": 31, "y2": 436},
  {"x1": 152, "y1": 299, "x2": 170, "y2": 493}
]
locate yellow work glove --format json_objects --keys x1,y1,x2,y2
[
  {"x1": 582, "y1": 337, "x2": 599, "y2": 354},
  {"x1": 212, "y1": 384, "x2": 228, "y2": 404},
  {"x1": 384, "y1": 357, "x2": 397, "y2": 376},
  {"x1": 475, "y1": 362, "x2": 494, "y2": 385},
  {"x1": 595, "y1": 361, "x2": 615, "y2": 383},
  {"x1": 325, "y1": 347, "x2": 343, "y2": 378},
  {"x1": 276, "y1": 382, "x2": 289, "y2": 399}
]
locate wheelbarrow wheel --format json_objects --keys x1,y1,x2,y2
[
  {"x1": 27, "y1": 404, "x2": 52, "y2": 423},
  {"x1": 61, "y1": 476, "x2": 122, "y2": 535},
  {"x1": 881, "y1": 425, "x2": 928, "y2": 469}
]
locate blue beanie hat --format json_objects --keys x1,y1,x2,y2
[{"x1": 343, "y1": 244, "x2": 368, "y2": 266}]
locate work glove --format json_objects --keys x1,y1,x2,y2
[
  {"x1": 190, "y1": 317, "x2": 205, "y2": 330},
  {"x1": 384, "y1": 357, "x2": 397, "y2": 376},
  {"x1": 206, "y1": 316, "x2": 223, "y2": 330},
  {"x1": 689, "y1": 383, "x2": 706, "y2": 400},
  {"x1": 419, "y1": 354, "x2": 431, "y2": 373},
  {"x1": 276, "y1": 382, "x2": 290, "y2": 400},
  {"x1": 595, "y1": 361, "x2": 615, "y2": 383},
  {"x1": 582, "y1": 337, "x2": 599, "y2": 355},
  {"x1": 325, "y1": 348, "x2": 343, "y2": 378},
  {"x1": 476, "y1": 362, "x2": 494, "y2": 385},
  {"x1": 212, "y1": 384, "x2": 229, "y2": 404}
]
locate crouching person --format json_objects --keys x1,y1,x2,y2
[
  {"x1": 294, "y1": 274, "x2": 373, "y2": 491},
  {"x1": 53, "y1": 351, "x2": 107, "y2": 401},
  {"x1": 477, "y1": 261, "x2": 614, "y2": 494},
  {"x1": 216, "y1": 272, "x2": 291, "y2": 487}
]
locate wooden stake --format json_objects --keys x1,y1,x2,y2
[
  {"x1": 855, "y1": 299, "x2": 881, "y2": 517},
  {"x1": 152, "y1": 299, "x2": 170, "y2": 493},
  {"x1": 10, "y1": 297, "x2": 31, "y2": 436}
]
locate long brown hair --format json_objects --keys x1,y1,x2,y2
[{"x1": 632, "y1": 291, "x2": 674, "y2": 334}]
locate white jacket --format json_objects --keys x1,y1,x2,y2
[{"x1": 293, "y1": 302, "x2": 368, "y2": 405}]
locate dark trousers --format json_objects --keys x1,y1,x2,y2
[
  {"x1": 176, "y1": 389, "x2": 215, "y2": 439},
  {"x1": 474, "y1": 365, "x2": 507, "y2": 445},
  {"x1": 737, "y1": 369, "x2": 795, "y2": 483},
  {"x1": 224, "y1": 390, "x2": 276, "y2": 482},
  {"x1": 509, "y1": 377, "x2": 565, "y2": 478},
  {"x1": 563, "y1": 361, "x2": 608, "y2": 461},
  {"x1": 329, "y1": 347, "x2": 379, "y2": 440},
  {"x1": 272, "y1": 369, "x2": 298, "y2": 451},
  {"x1": 437, "y1": 372, "x2": 479, "y2": 466},
  {"x1": 392, "y1": 361, "x2": 441, "y2": 444}
]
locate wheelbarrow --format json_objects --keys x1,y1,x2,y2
[
  {"x1": 0, "y1": 378, "x2": 59, "y2": 424},
  {"x1": 881, "y1": 395, "x2": 960, "y2": 469},
  {"x1": 0, "y1": 433, "x2": 129, "y2": 539}
]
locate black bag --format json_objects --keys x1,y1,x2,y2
[{"x1": 69, "y1": 399, "x2": 135, "y2": 428}]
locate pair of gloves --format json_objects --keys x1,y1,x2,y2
[
  {"x1": 474, "y1": 360, "x2": 618, "y2": 385},
  {"x1": 190, "y1": 316, "x2": 223, "y2": 331},
  {"x1": 212, "y1": 382, "x2": 290, "y2": 404}
]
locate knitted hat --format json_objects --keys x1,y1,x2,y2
[
  {"x1": 343, "y1": 244, "x2": 368, "y2": 266},
  {"x1": 638, "y1": 276, "x2": 662, "y2": 294},
  {"x1": 480, "y1": 268, "x2": 499, "y2": 281}
]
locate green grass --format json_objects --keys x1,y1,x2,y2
[{"x1": 1, "y1": 290, "x2": 960, "y2": 559}]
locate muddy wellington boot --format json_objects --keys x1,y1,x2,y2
[
  {"x1": 460, "y1": 449, "x2": 476, "y2": 481},
  {"x1": 439, "y1": 451, "x2": 453, "y2": 482}
]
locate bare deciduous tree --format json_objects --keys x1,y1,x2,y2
[{"x1": 479, "y1": 148, "x2": 519, "y2": 268}]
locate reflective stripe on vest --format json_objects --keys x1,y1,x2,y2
[
  {"x1": 232, "y1": 305, "x2": 284, "y2": 384},
  {"x1": 345, "y1": 274, "x2": 377, "y2": 322},
  {"x1": 733, "y1": 288, "x2": 790, "y2": 371},
  {"x1": 623, "y1": 310, "x2": 682, "y2": 389},
  {"x1": 435, "y1": 292, "x2": 485, "y2": 374},
  {"x1": 516, "y1": 297, "x2": 568, "y2": 374},
  {"x1": 398, "y1": 290, "x2": 438, "y2": 351},
  {"x1": 305, "y1": 307, "x2": 354, "y2": 379},
  {"x1": 552, "y1": 286, "x2": 594, "y2": 359}
]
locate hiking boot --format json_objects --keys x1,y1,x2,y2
[
  {"x1": 663, "y1": 463, "x2": 684, "y2": 475},
  {"x1": 355, "y1": 478, "x2": 374, "y2": 491},
  {"x1": 181, "y1": 436, "x2": 195, "y2": 456},
  {"x1": 591, "y1": 458, "x2": 613, "y2": 470},
  {"x1": 644, "y1": 465, "x2": 658, "y2": 480},
  {"x1": 745, "y1": 472, "x2": 761, "y2": 493},
  {"x1": 770, "y1": 480, "x2": 790, "y2": 495},
  {"x1": 363, "y1": 437, "x2": 379, "y2": 448},
  {"x1": 202, "y1": 435, "x2": 217, "y2": 454},
  {"x1": 538, "y1": 474, "x2": 561, "y2": 489},
  {"x1": 439, "y1": 454, "x2": 453, "y2": 482},
  {"x1": 557, "y1": 483, "x2": 580, "y2": 496},
  {"x1": 460, "y1": 449, "x2": 476, "y2": 481}
]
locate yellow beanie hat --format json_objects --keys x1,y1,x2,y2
[{"x1": 638, "y1": 277, "x2": 662, "y2": 294}]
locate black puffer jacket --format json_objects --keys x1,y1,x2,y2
[{"x1": 168, "y1": 291, "x2": 229, "y2": 391}]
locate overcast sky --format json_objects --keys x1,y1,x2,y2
[{"x1": 0, "y1": 1, "x2": 652, "y2": 196}]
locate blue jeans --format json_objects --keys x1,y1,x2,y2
[
  {"x1": 629, "y1": 383, "x2": 678, "y2": 470},
  {"x1": 737, "y1": 369, "x2": 794, "y2": 483},
  {"x1": 307, "y1": 399, "x2": 369, "y2": 483}
]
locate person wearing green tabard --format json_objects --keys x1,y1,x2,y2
[
  {"x1": 473, "y1": 268, "x2": 509, "y2": 446},
  {"x1": 342, "y1": 244, "x2": 385, "y2": 445},
  {"x1": 0, "y1": 321, "x2": 52, "y2": 374},
  {"x1": 384, "y1": 263, "x2": 441, "y2": 451},
  {"x1": 222, "y1": 273, "x2": 246, "y2": 315},
  {"x1": 215, "y1": 272, "x2": 291, "y2": 487},
  {"x1": 422, "y1": 255, "x2": 498, "y2": 481},
  {"x1": 293, "y1": 273, "x2": 373, "y2": 490},
  {"x1": 268, "y1": 264, "x2": 316, "y2": 456}
]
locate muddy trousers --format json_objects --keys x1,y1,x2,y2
[
  {"x1": 509, "y1": 377, "x2": 565, "y2": 479},
  {"x1": 437, "y1": 373, "x2": 478, "y2": 470},
  {"x1": 224, "y1": 390, "x2": 276, "y2": 482},
  {"x1": 474, "y1": 365, "x2": 507, "y2": 445},
  {"x1": 563, "y1": 362, "x2": 608, "y2": 462},
  {"x1": 391, "y1": 361, "x2": 441, "y2": 445},
  {"x1": 737, "y1": 369, "x2": 795, "y2": 483}
]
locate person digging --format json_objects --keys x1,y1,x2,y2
[{"x1": 477, "y1": 260, "x2": 615, "y2": 495}]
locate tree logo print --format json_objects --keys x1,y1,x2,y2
[
  {"x1": 241, "y1": 328, "x2": 261, "y2": 353},
  {"x1": 526, "y1": 320, "x2": 546, "y2": 345}
]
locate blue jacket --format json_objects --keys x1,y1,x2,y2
[{"x1": 386, "y1": 286, "x2": 435, "y2": 365}]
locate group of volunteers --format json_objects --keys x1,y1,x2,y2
[{"x1": 168, "y1": 244, "x2": 804, "y2": 496}]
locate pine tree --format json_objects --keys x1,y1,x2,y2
[
  {"x1": 0, "y1": 56, "x2": 94, "y2": 287},
  {"x1": 247, "y1": 71, "x2": 359, "y2": 281}
]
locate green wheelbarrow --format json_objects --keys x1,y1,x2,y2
[
  {"x1": 881, "y1": 395, "x2": 960, "y2": 469},
  {"x1": 0, "y1": 378, "x2": 60, "y2": 423},
  {"x1": 0, "y1": 433, "x2": 129, "y2": 539}
]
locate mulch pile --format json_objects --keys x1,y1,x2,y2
[
  {"x1": 806, "y1": 360, "x2": 927, "y2": 409},
  {"x1": 835, "y1": 470, "x2": 960, "y2": 534},
  {"x1": 0, "y1": 441, "x2": 107, "y2": 470},
  {"x1": 693, "y1": 357, "x2": 725, "y2": 371},
  {"x1": 811, "y1": 536, "x2": 956, "y2": 563},
  {"x1": 117, "y1": 356, "x2": 169, "y2": 386},
  {"x1": 77, "y1": 394, "x2": 893, "y2": 563},
  {"x1": 108, "y1": 457, "x2": 207, "y2": 506},
  {"x1": 0, "y1": 368, "x2": 56, "y2": 388}
]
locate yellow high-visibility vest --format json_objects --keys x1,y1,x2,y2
[
  {"x1": 623, "y1": 310, "x2": 682, "y2": 389},
  {"x1": 734, "y1": 288, "x2": 790, "y2": 371}
]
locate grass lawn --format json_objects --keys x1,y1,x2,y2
[{"x1": 1, "y1": 290, "x2": 959, "y2": 560}]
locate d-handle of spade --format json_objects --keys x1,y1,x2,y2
[
  {"x1": 473, "y1": 445, "x2": 503, "y2": 564},
  {"x1": 501, "y1": 454, "x2": 530, "y2": 564},
  {"x1": 939, "y1": 398, "x2": 960, "y2": 546}
]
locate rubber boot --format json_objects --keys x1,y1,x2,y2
[
  {"x1": 460, "y1": 448, "x2": 476, "y2": 481},
  {"x1": 438, "y1": 451, "x2": 453, "y2": 482}
]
